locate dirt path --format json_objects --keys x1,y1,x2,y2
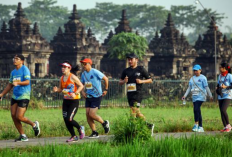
[{"x1": 0, "y1": 131, "x2": 221, "y2": 149}]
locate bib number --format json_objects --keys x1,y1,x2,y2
[
  {"x1": 191, "y1": 88, "x2": 199, "y2": 95},
  {"x1": 127, "y1": 83, "x2": 137, "y2": 92},
  {"x1": 13, "y1": 77, "x2": 21, "y2": 86},
  {"x1": 85, "y1": 82, "x2": 93, "y2": 89}
]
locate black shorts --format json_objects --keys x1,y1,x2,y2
[
  {"x1": 11, "y1": 98, "x2": 29, "y2": 108},
  {"x1": 128, "y1": 99, "x2": 142, "y2": 108},
  {"x1": 85, "y1": 96, "x2": 102, "y2": 109},
  {"x1": 127, "y1": 92, "x2": 142, "y2": 108}
]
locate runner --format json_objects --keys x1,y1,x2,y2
[
  {"x1": 182, "y1": 64, "x2": 213, "y2": 132},
  {"x1": 119, "y1": 53, "x2": 154, "y2": 136},
  {"x1": 216, "y1": 63, "x2": 232, "y2": 132},
  {"x1": 53, "y1": 61, "x2": 85, "y2": 142},
  {"x1": 80, "y1": 58, "x2": 110, "y2": 138},
  {"x1": 0, "y1": 54, "x2": 40, "y2": 142}
]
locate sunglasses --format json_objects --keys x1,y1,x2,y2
[
  {"x1": 81, "y1": 63, "x2": 88, "y2": 66},
  {"x1": 61, "y1": 66, "x2": 70, "y2": 69},
  {"x1": 13, "y1": 58, "x2": 21, "y2": 61}
]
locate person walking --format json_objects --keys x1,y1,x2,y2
[
  {"x1": 53, "y1": 61, "x2": 85, "y2": 142},
  {"x1": 216, "y1": 63, "x2": 232, "y2": 132},
  {"x1": 0, "y1": 54, "x2": 40, "y2": 142},
  {"x1": 119, "y1": 53, "x2": 154, "y2": 136},
  {"x1": 182, "y1": 64, "x2": 213, "y2": 132},
  {"x1": 80, "y1": 58, "x2": 110, "y2": 138}
]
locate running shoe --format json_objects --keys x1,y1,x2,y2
[
  {"x1": 192, "y1": 124, "x2": 198, "y2": 132},
  {"x1": 198, "y1": 127, "x2": 204, "y2": 132},
  {"x1": 66, "y1": 136, "x2": 79, "y2": 142},
  {"x1": 220, "y1": 127, "x2": 226, "y2": 132},
  {"x1": 89, "y1": 131, "x2": 99, "y2": 138},
  {"x1": 79, "y1": 126, "x2": 85, "y2": 139},
  {"x1": 224, "y1": 128, "x2": 231, "y2": 132},
  {"x1": 15, "y1": 135, "x2": 28, "y2": 142},
  {"x1": 33, "y1": 121, "x2": 40, "y2": 136},
  {"x1": 102, "y1": 120, "x2": 110, "y2": 134}
]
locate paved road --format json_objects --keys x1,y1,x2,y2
[{"x1": 0, "y1": 131, "x2": 221, "y2": 149}]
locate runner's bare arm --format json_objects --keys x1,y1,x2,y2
[
  {"x1": 53, "y1": 77, "x2": 63, "y2": 93},
  {"x1": 102, "y1": 76, "x2": 108, "y2": 96},
  {"x1": 119, "y1": 75, "x2": 128, "y2": 85},
  {"x1": 12, "y1": 80, "x2": 30, "y2": 86},
  {"x1": 102, "y1": 76, "x2": 109, "y2": 90},
  {"x1": 71, "y1": 75, "x2": 84, "y2": 94},
  {"x1": 136, "y1": 78, "x2": 152, "y2": 84},
  {"x1": 0, "y1": 83, "x2": 14, "y2": 97}
]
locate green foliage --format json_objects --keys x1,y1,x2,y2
[
  {"x1": 108, "y1": 32, "x2": 148, "y2": 60},
  {"x1": 112, "y1": 114, "x2": 151, "y2": 144},
  {"x1": 1, "y1": 135, "x2": 232, "y2": 156},
  {"x1": 0, "y1": 1, "x2": 228, "y2": 43},
  {"x1": 24, "y1": 0, "x2": 69, "y2": 41}
]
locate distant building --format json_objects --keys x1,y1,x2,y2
[
  {"x1": 0, "y1": 3, "x2": 52, "y2": 77},
  {"x1": 149, "y1": 13, "x2": 197, "y2": 79},
  {"x1": 49, "y1": 5, "x2": 106, "y2": 76},
  {"x1": 194, "y1": 16, "x2": 232, "y2": 79}
]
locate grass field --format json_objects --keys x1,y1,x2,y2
[
  {"x1": 1, "y1": 135, "x2": 232, "y2": 157},
  {"x1": 0, "y1": 104, "x2": 232, "y2": 140}
]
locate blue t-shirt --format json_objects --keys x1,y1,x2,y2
[
  {"x1": 189, "y1": 74, "x2": 208, "y2": 102},
  {"x1": 81, "y1": 68, "x2": 104, "y2": 98},
  {"x1": 9, "y1": 65, "x2": 31, "y2": 100},
  {"x1": 217, "y1": 73, "x2": 232, "y2": 100}
]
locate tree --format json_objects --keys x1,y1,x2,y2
[
  {"x1": 0, "y1": 4, "x2": 17, "y2": 27},
  {"x1": 171, "y1": 5, "x2": 197, "y2": 32},
  {"x1": 24, "y1": 0, "x2": 69, "y2": 41},
  {"x1": 108, "y1": 32, "x2": 148, "y2": 62}
]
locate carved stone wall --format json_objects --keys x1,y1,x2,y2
[
  {"x1": 0, "y1": 3, "x2": 53, "y2": 77},
  {"x1": 49, "y1": 5, "x2": 106, "y2": 76}
]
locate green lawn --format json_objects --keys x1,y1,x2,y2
[{"x1": 0, "y1": 105, "x2": 232, "y2": 140}]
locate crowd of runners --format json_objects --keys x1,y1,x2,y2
[{"x1": 0, "y1": 53, "x2": 231, "y2": 142}]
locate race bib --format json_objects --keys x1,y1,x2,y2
[
  {"x1": 127, "y1": 83, "x2": 137, "y2": 92},
  {"x1": 85, "y1": 82, "x2": 93, "y2": 89},
  {"x1": 13, "y1": 77, "x2": 21, "y2": 82},
  {"x1": 13, "y1": 77, "x2": 21, "y2": 86},
  {"x1": 191, "y1": 88, "x2": 199, "y2": 95},
  {"x1": 221, "y1": 89, "x2": 230, "y2": 94}
]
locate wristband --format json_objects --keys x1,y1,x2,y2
[{"x1": 104, "y1": 89, "x2": 108, "y2": 91}]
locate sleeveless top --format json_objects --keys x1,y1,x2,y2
[{"x1": 61, "y1": 74, "x2": 81, "y2": 99}]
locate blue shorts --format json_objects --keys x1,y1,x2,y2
[{"x1": 85, "y1": 96, "x2": 102, "y2": 109}]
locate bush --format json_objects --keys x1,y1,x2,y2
[{"x1": 112, "y1": 114, "x2": 152, "y2": 144}]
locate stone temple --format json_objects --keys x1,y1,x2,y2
[
  {"x1": 0, "y1": 3, "x2": 231, "y2": 79},
  {"x1": 0, "y1": 3, "x2": 52, "y2": 77},
  {"x1": 49, "y1": 4, "x2": 106, "y2": 76}
]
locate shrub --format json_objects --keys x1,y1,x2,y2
[{"x1": 112, "y1": 114, "x2": 151, "y2": 144}]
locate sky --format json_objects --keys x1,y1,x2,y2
[{"x1": 1, "y1": 0, "x2": 231, "y2": 32}]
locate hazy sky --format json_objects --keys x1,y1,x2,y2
[{"x1": 1, "y1": 0, "x2": 232, "y2": 32}]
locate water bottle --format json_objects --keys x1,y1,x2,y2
[{"x1": 183, "y1": 99, "x2": 186, "y2": 105}]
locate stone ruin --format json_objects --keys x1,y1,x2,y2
[{"x1": 0, "y1": 2, "x2": 52, "y2": 77}]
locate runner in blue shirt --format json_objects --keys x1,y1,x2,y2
[
  {"x1": 0, "y1": 54, "x2": 40, "y2": 142},
  {"x1": 80, "y1": 58, "x2": 110, "y2": 138},
  {"x1": 182, "y1": 64, "x2": 213, "y2": 132},
  {"x1": 216, "y1": 63, "x2": 232, "y2": 132}
]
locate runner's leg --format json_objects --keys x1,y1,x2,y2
[
  {"x1": 86, "y1": 107, "x2": 96, "y2": 131},
  {"x1": 11, "y1": 103, "x2": 24, "y2": 135},
  {"x1": 16, "y1": 107, "x2": 35, "y2": 126}
]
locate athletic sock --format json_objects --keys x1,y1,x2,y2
[{"x1": 21, "y1": 134, "x2": 26, "y2": 137}]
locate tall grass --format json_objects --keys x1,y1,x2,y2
[
  {"x1": 1, "y1": 135, "x2": 232, "y2": 157},
  {"x1": 112, "y1": 114, "x2": 151, "y2": 143}
]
